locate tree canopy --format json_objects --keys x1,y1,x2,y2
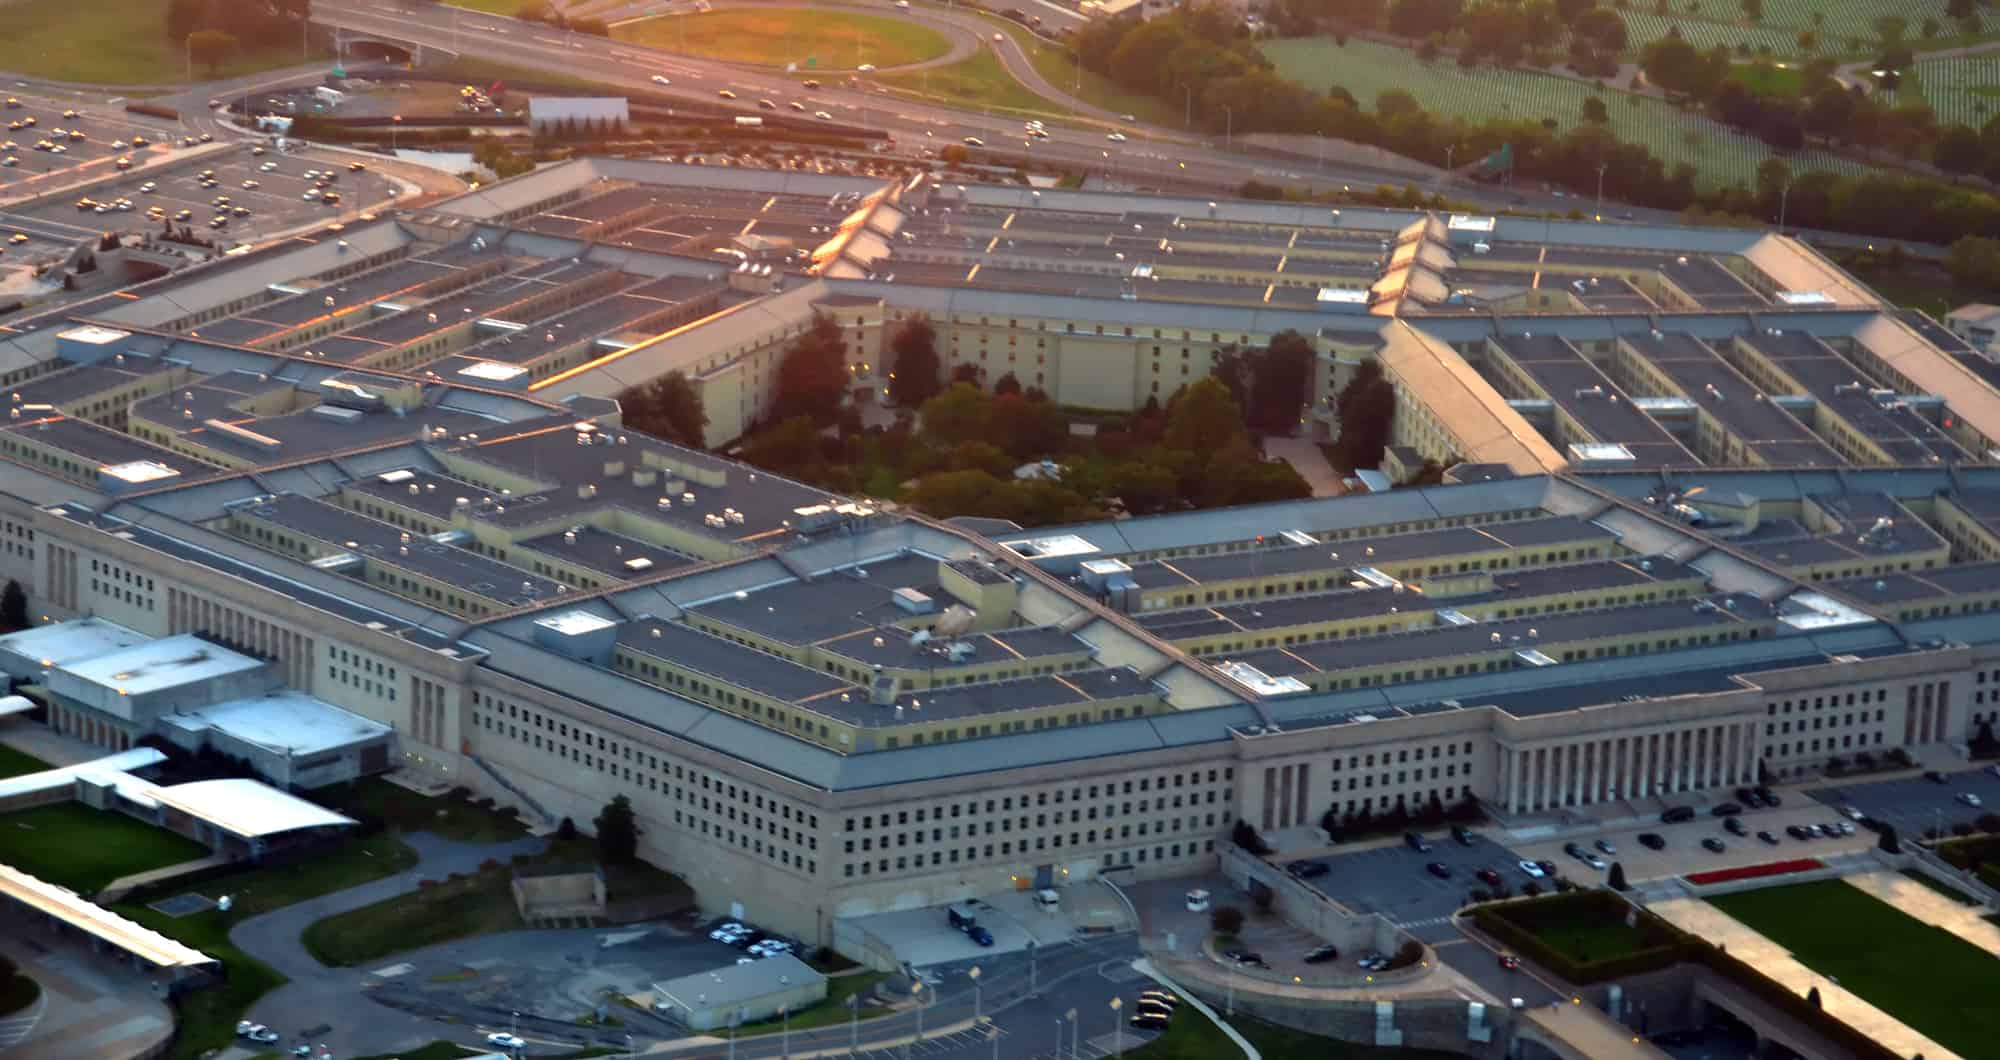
[
  {"x1": 771, "y1": 313, "x2": 849, "y2": 426},
  {"x1": 888, "y1": 315, "x2": 942, "y2": 408},
  {"x1": 615, "y1": 371, "x2": 706, "y2": 447}
]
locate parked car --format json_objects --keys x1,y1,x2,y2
[
  {"x1": 1139, "y1": 990, "x2": 1181, "y2": 1011},
  {"x1": 1840, "y1": 804, "x2": 1865, "y2": 820},
  {"x1": 1701, "y1": 837, "x2": 1726, "y2": 853},
  {"x1": 1304, "y1": 944, "x2": 1340, "y2": 964},
  {"x1": 1723, "y1": 816, "x2": 1748, "y2": 836},
  {"x1": 1286, "y1": 859, "x2": 1328, "y2": 879},
  {"x1": 1425, "y1": 861, "x2": 1452, "y2": 879},
  {"x1": 1636, "y1": 832, "x2": 1665, "y2": 850},
  {"x1": 1563, "y1": 842, "x2": 1588, "y2": 860},
  {"x1": 1133, "y1": 999, "x2": 1174, "y2": 1020},
  {"x1": 1223, "y1": 950, "x2": 1265, "y2": 967},
  {"x1": 1451, "y1": 825, "x2": 1475, "y2": 846},
  {"x1": 1757, "y1": 830, "x2": 1780, "y2": 845},
  {"x1": 1582, "y1": 854, "x2": 1607, "y2": 870},
  {"x1": 1498, "y1": 954, "x2": 1520, "y2": 970},
  {"x1": 1754, "y1": 786, "x2": 1780, "y2": 806},
  {"x1": 968, "y1": 925, "x2": 995, "y2": 946},
  {"x1": 487, "y1": 1033, "x2": 526, "y2": 1049},
  {"x1": 1594, "y1": 839, "x2": 1616, "y2": 855},
  {"x1": 1925, "y1": 770, "x2": 1948, "y2": 784},
  {"x1": 1517, "y1": 859, "x2": 1546, "y2": 878},
  {"x1": 1130, "y1": 1013, "x2": 1169, "y2": 1031},
  {"x1": 1786, "y1": 824, "x2": 1812, "y2": 840},
  {"x1": 1535, "y1": 859, "x2": 1558, "y2": 876},
  {"x1": 1475, "y1": 867, "x2": 1502, "y2": 886},
  {"x1": 1661, "y1": 805, "x2": 1696, "y2": 823},
  {"x1": 1710, "y1": 802, "x2": 1743, "y2": 817},
  {"x1": 1404, "y1": 832, "x2": 1432, "y2": 853},
  {"x1": 1959, "y1": 792, "x2": 1983, "y2": 807}
]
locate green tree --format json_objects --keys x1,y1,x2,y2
[
  {"x1": 1741, "y1": 0, "x2": 1761, "y2": 21},
  {"x1": 1249, "y1": 330, "x2": 1314, "y2": 433},
  {"x1": 1162, "y1": 377, "x2": 1246, "y2": 454},
  {"x1": 1946, "y1": 236, "x2": 2000, "y2": 289},
  {"x1": 187, "y1": 29, "x2": 238, "y2": 75},
  {"x1": 594, "y1": 795, "x2": 639, "y2": 865},
  {"x1": 1607, "y1": 862, "x2": 1628, "y2": 890},
  {"x1": 771, "y1": 313, "x2": 848, "y2": 425},
  {"x1": 888, "y1": 314, "x2": 942, "y2": 408},
  {"x1": 615, "y1": 371, "x2": 706, "y2": 447},
  {"x1": 0, "y1": 580, "x2": 24, "y2": 632},
  {"x1": 906, "y1": 468, "x2": 1004, "y2": 518},
  {"x1": 919, "y1": 383, "x2": 994, "y2": 447},
  {"x1": 989, "y1": 393, "x2": 1070, "y2": 461},
  {"x1": 1330, "y1": 360, "x2": 1396, "y2": 471},
  {"x1": 1935, "y1": 124, "x2": 1986, "y2": 176},
  {"x1": 1582, "y1": 96, "x2": 1610, "y2": 123},
  {"x1": 1211, "y1": 904, "x2": 1246, "y2": 935},
  {"x1": 1105, "y1": 461, "x2": 1180, "y2": 515},
  {"x1": 741, "y1": 416, "x2": 825, "y2": 478}
]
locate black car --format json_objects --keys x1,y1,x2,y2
[
  {"x1": 1757, "y1": 830, "x2": 1780, "y2": 845},
  {"x1": 1426, "y1": 861, "x2": 1453, "y2": 879},
  {"x1": 1637, "y1": 832, "x2": 1666, "y2": 850},
  {"x1": 1563, "y1": 841, "x2": 1588, "y2": 859},
  {"x1": 1286, "y1": 859, "x2": 1328, "y2": 879},
  {"x1": 1925, "y1": 770, "x2": 1948, "y2": 784},
  {"x1": 1404, "y1": 832, "x2": 1432, "y2": 853},
  {"x1": 1304, "y1": 944, "x2": 1340, "y2": 964},
  {"x1": 1786, "y1": 824, "x2": 1812, "y2": 840},
  {"x1": 1701, "y1": 837, "x2": 1726, "y2": 853},
  {"x1": 1661, "y1": 805, "x2": 1696, "y2": 823},
  {"x1": 1224, "y1": 950, "x2": 1266, "y2": 968},
  {"x1": 1753, "y1": 786, "x2": 1779, "y2": 806},
  {"x1": 1723, "y1": 816, "x2": 1748, "y2": 836},
  {"x1": 1535, "y1": 859, "x2": 1558, "y2": 876},
  {"x1": 1451, "y1": 825, "x2": 1475, "y2": 846},
  {"x1": 1131, "y1": 1014, "x2": 1169, "y2": 1031},
  {"x1": 1710, "y1": 802, "x2": 1743, "y2": 817}
]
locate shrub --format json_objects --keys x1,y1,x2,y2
[{"x1": 1211, "y1": 905, "x2": 1245, "y2": 936}]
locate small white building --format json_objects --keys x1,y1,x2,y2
[
  {"x1": 650, "y1": 953, "x2": 827, "y2": 1031},
  {"x1": 1945, "y1": 303, "x2": 2000, "y2": 355}
]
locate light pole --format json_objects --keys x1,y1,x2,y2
[
  {"x1": 969, "y1": 965, "x2": 982, "y2": 1022},
  {"x1": 1777, "y1": 177, "x2": 1791, "y2": 235},
  {"x1": 1110, "y1": 997, "x2": 1122, "y2": 1057},
  {"x1": 1316, "y1": 130, "x2": 1325, "y2": 170},
  {"x1": 1180, "y1": 82, "x2": 1192, "y2": 129},
  {"x1": 987, "y1": 1024, "x2": 1001, "y2": 1060},
  {"x1": 1054, "y1": 1018, "x2": 1063, "y2": 1059},
  {"x1": 1444, "y1": 143, "x2": 1456, "y2": 181},
  {"x1": 904, "y1": 980, "x2": 925, "y2": 1059},
  {"x1": 780, "y1": 1004, "x2": 790, "y2": 1059},
  {"x1": 1594, "y1": 162, "x2": 1607, "y2": 218},
  {"x1": 727, "y1": 1010, "x2": 738, "y2": 1060},
  {"x1": 391, "y1": 114, "x2": 402, "y2": 153},
  {"x1": 1066, "y1": 1008, "x2": 1079, "y2": 1060},
  {"x1": 1028, "y1": 942, "x2": 1037, "y2": 996},
  {"x1": 1222, "y1": 104, "x2": 1233, "y2": 149},
  {"x1": 847, "y1": 994, "x2": 860, "y2": 1055},
  {"x1": 184, "y1": 34, "x2": 192, "y2": 82}
]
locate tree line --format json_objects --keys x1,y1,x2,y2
[{"x1": 1077, "y1": 4, "x2": 2000, "y2": 246}]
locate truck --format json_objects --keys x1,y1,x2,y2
[
  {"x1": 946, "y1": 901, "x2": 979, "y2": 930},
  {"x1": 734, "y1": 116, "x2": 763, "y2": 128}
]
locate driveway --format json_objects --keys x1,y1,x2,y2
[
  {"x1": 1295, "y1": 832, "x2": 1531, "y2": 940},
  {"x1": 1804, "y1": 764, "x2": 2000, "y2": 841},
  {"x1": 230, "y1": 831, "x2": 546, "y2": 1058},
  {"x1": 0, "y1": 928, "x2": 172, "y2": 1060},
  {"x1": 1261, "y1": 435, "x2": 1344, "y2": 498}
]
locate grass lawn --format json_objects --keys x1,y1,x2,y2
[
  {"x1": 1526, "y1": 919, "x2": 1651, "y2": 965},
  {"x1": 1899, "y1": 867, "x2": 1982, "y2": 906},
  {"x1": 112, "y1": 833, "x2": 419, "y2": 1060},
  {"x1": 615, "y1": 9, "x2": 949, "y2": 69},
  {"x1": 720, "y1": 972, "x2": 890, "y2": 1036},
  {"x1": 1711, "y1": 879, "x2": 2000, "y2": 1059},
  {"x1": 0, "y1": 803, "x2": 210, "y2": 894},
  {"x1": 0, "y1": 0, "x2": 308, "y2": 85},
  {"x1": 314, "y1": 777, "x2": 527, "y2": 844},
  {"x1": 0, "y1": 744, "x2": 50, "y2": 779},
  {"x1": 301, "y1": 865, "x2": 521, "y2": 967},
  {"x1": 877, "y1": 50, "x2": 1051, "y2": 117},
  {"x1": 978, "y1": 15, "x2": 1184, "y2": 130}
]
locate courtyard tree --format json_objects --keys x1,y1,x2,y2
[
  {"x1": 771, "y1": 313, "x2": 849, "y2": 425},
  {"x1": 615, "y1": 371, "x2": 706, "y2": 447},
  {"x1": 888, "y1": 314, "x2": 942, "y2": 407},
  {"x1": 0, "y1": 580, "x2": 24, "y2": 632},
  {"x1": 595, "y1": 795, "x2": 640, "y2": 865}
]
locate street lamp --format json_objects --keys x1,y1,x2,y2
[
  {"x1": 986, "y1": 1023, "x2": 1001, "y2": 1060},
  {"x1": 1110, "y1": 997, "x2": 1123, "y2": 1057},
  {"x1": 847, "y1": 993, "x2": 861, "y2": 1055},
  {"x1": 1222, "y1": 104, "x2": 1233, "y2": 149},
  {"x1": 904, "y1": 980, "x2": 925, "y2": 1060},
  {"x1": 1594, "y1": 162, "x2": 1607, "y2": 218},
  {"x1": 1066, "y1": 1008, "x2": 1079, "y2": 1060},
  {"x1": 391, "y1": 114, "x2": 403, "y2": 153},
  {"x1": 968, "y1": 965, "x2": 982, "y2": 1021},
  {"x1": 780, "y1": 1004, "x2": 790, "y2": 1058},
  {"x1": 1180, "y1": 82, "x2": 1192, "y2": 129}
]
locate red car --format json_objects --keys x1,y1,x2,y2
[{"x1": 1499, "y1": 954, "x2": 1520, "y2": 970}]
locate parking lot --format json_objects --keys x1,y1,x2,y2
[
  {"x1": 1292, "y1": 831, "x2": 1532, "y2": 942},
  {"x1": 1805, "y1": 763, "x2": 2000, "y2": 840},
  {"x1": 6, "y1": 142, "x2": 402, "y2": 246},
  {"x1": 0, "y1": 89, "x2": 185, "y2": 194},
  {"x1": 1507, "y1": 797, "x2": 1876, "y2": 885}
]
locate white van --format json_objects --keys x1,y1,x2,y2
[{"x1": 1033, "y1": 888, "x2": 1060, "y2": 910}]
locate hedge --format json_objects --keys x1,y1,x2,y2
[
  {"x1": 1936, "y1": 834, "x2": 2000, "y2": 871},
  {"x1": 1467, "y1": 889, "x2": 1692, "y2": 984}
]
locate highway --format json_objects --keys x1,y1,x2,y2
[{"x1": 308, "y1": 0, "x2": 1597, "y2": 216}]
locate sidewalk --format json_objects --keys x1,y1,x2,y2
[
  {"x1": 1648, "y1": 896, "x2": 1954, "y2": 1060},
  {"x1": 97, "y1": 852, "x2": 234, "y2": 904},
  {"x1": 1845, "y1": 869, "x2": 2000, "y2": 957}
]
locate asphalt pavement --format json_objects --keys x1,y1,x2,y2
[
  {"x1": 1805, "y1": 762, "x2": 2000, "y2": 840},
  {"x1": 1293, "y1": 832, "x2": 1539, "y2": 941}
]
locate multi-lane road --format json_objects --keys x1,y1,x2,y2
[{"x1": 306, "y1": 0, "x2": 1605, "y2": 216}]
